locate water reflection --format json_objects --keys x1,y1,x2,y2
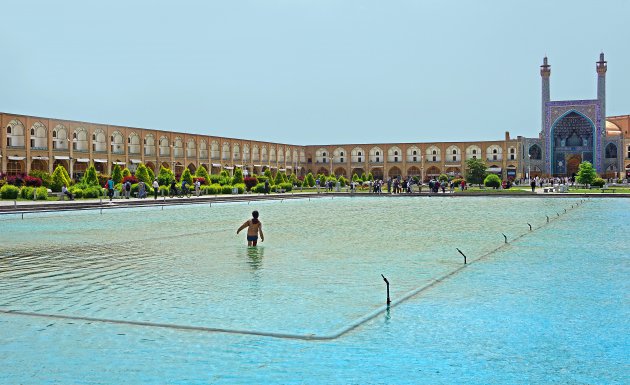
[{"x1": 246, "y1": 247, "x2": 264, "y2": 270}]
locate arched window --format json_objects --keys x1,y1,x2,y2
[
  {"x1": 30, "y1": 122, "x2": 47, "y2": 149},
  {"x1": 111, "y1": 131, "x2": 124, "y2": 154},
  {"x1": 528, "y1": 144, "x2": 542, "y2": 160},
  {"x1": 605, "y1": 143, "x2": 617, "y2": 158},
  {"x1": 144, "y1": 134, "x2": 155, "y2": 156},
  {"x1": 173, "y1": 137, "x2": 184, "y2": 157},
  {"x1": 93, "y1": 129, "x2": 107, "y2": 152},
  {"x1": 187, "y1": 138, "x2": 196, "y2": 158},
  {"x1": 6, "y1": 119, "x2": 25, "y2": 147},
  {"x1": 128, "y1": 132, "x2": 140, "y2": 154},
  {"x1": 159, "y1": 136, "x2": 170, "y2": 156}
]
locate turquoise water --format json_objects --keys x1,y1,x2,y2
[{"x1": 0, "y1": 197, "x2": 627, "y2": 384}]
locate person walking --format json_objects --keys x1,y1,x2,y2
[
  {"x1": 194, "y1": 179, "x2": 201, "y2": 197},
  {"x1": 107, "y1": 177, "x2": 115, "y2": 201},
  {"x1": 237, "y1": 210, "x2": 265, "y2": 247},
  {"x1": 124, "y1": 180, "x2": 131, "y2": 199},
  {"x1": 152, "y1": 179, "x2": 159, "y2": 200}
]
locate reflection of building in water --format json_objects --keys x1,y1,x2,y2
[{"x1": 1, "y1": 54, "x2": 629, "y2": 180}]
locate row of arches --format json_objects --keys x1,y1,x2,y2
[
  {"x1": 314, "y1": 144, "x2": 518, "y2": 164},
  {"x1": 310, "y1": 164, "x2": 519, "y2": 181},
  {"x1": 527, "y1": 143, "x2": 619, "y2": 159},
  {"x1": 5, "y1": 119, "x2": 306, "y2": 163}
]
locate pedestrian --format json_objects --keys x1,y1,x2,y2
[
  {"x1": 264, "y1": 179, "x2": 270, "y2": 194},
  {"x1": 124, "y1": 180, "x2": 131, "y2": 199},
  {"x1": 194, "y1": 179, "x2": 201, "y2": 197},
  {"x1": 236, "y1": 210, "x2": 265, "y2": 247},
  {"x1": 140, "y1": 181, "x2": 148, "y2": 198},
  {"x1": 107, "y1": 177, "x2": 115, "y2": 201},
  {"x1": 152, "y1": 179, "x2": 159, "y2": 199},
  {"x1": 530, "y1": 179, "x2": 536, "y2": 192}
]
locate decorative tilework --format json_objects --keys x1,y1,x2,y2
[{"x1": 543, "y1": 100, "x2": 603, "y2": 174}]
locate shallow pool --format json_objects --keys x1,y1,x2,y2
[{"x1": 0, "y1": 196, "x2": 627, "y2": 384}]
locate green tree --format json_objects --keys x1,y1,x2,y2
[
  {"x1": 305, "y1": 172, "x2": 315, "y2": 187},
  {"x1": 465, "y1": 158, "x2": 487, "y2": 185},
  {"x1": 484, "y1": 174, "x2": 501, "y2": 189},
  {"x1": 28, "y1": 170, "x2": 52, "y2": 187},
  {"x1": 438, "y1": 173, "x2": 449, "y2": 182},
  {"x1": 51, "y1": 164, "x2": 71, "y2": 192},
  {"x1": 122, "y1": 168, "x2": 131, "y2": 178},
  {"x1": 274, "y1": 171, "x2": 284, "y2": 185},
  {"x1": 367, "y1": 172, "x2": 374, "y2": 181},
  {"x1": 232, "y1": 168, "x2": 244, "y2": 184},
  {"x1": 147, "y1": 166, "x2": 155, "y2": 182},
  {"x1": 352, "y1": 173, "x2": 360, "y2": 182},
  {"x1": 195, "y1": 165, "x2": 210, "y2": 183},
  {"x1": 82, "y1": 164, "x2": 99, "y2": 186},
  {"x1": 338, "y1": 176, "x2": 347, "y2": 187},
  {"x1": 112, "y1": 164, "x2": 123, "y2": 184},
  {"x1": 180, "y1": 168, "x2": 193, "y2": 185},
  {"x1": 157, "y1": 166, "x2": 175, "y2": 186},
  {"x1": 576, "y1": 161, "x2": 597, "y2": 186},
  {"x1": 135, "y1": 163, "x2": 152, "y2": 185},
  {"x1": 361, "y1": 172, "x2": 367, "y2": 181},
  {"x1": 263, "y1": 169, "x2": 273, "y2": 181}
]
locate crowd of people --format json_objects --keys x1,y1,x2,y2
[{"x1": 343, "y1": 176, "x2": 469, "y2": 194}]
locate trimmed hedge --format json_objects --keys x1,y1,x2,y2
[
  {"x1": 36, "y1": 186, "x2": 48, "y2": 200},
  {"x1": 20, "y1": 186, "x2": 35, "y2": 199},
  {"x1": 591, "y1": 178, "x2": 606, "y2": 187},
  {"x1": 1, "y1": 184, "x2": 20, "y2": 199}
]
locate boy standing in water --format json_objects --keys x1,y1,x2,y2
[{"x1": 237, "y1": 210, "x2": 265, "y2": 246}]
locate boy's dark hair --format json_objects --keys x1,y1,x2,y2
[{"x1": 252, "y1": 210, "x2": 259, "y2": 224}]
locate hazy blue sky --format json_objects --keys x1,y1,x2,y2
[{"x1": 1, "y1": 0, "x2": 628, "y2": 144}]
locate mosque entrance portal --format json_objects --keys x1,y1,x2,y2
[
  {"x1": 566, "y1": 154, "x2": 582, "y2": 177},
  {"x1": 551, "y1": 111, "x2": 594, "y2": 176}
]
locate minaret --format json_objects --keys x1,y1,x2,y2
[
  {"x1": 596, "y1": 52, "x2": 607, "y2": 123},
  {"x1": 540, "y1": 56, "x2": 551, "y2": 133}
]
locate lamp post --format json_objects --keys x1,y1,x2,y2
[{"x1": 528, "y1": 154, "x2": 531, "y2": 184}]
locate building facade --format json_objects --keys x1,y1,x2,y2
[
  {"x1": 526, "y1": 53, "x2": 627, "y2": 179},
  {"x1": 1, "y1": 55, "x2": 628, "y2": 181}
]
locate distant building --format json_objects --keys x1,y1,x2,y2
[
  {"x1": 524, "y1": 53, "x2": 625, "y2": 179},
  {"x1": 1, "y1": 54, "x2": 628, "y2": 180}
]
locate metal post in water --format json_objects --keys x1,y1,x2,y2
[
  {"x1": 527, "y1": 223, "x2": 532, "y2": 231},
  {"x1": 456, "y1": 248, "x2": 467, "y2": 264},
  {"x1": 14, "y1": 200, "x2": 17, "y2": 209},
  {"x1": 546, "y1": 215, "x2": 549, "y2": 223},
  {"x1": 100, "y1": 208, "x2": 103, "y2": 215},
  {"x1": 502, "y1": 233, "x2": 507, "y2": 243},
  {"x1": 557, "y1": 212, "x2": 560, "y2": 217},
  {"x1": 21, "y1": 213, "x2": 24, "y2": 220},
  {"x1": 380, "y1": 274, "x2": 391, "y2": 305}
]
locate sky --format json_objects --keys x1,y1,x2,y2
[{"x1": 1, "y1": 0, "x2": 629, "y2": 145}]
